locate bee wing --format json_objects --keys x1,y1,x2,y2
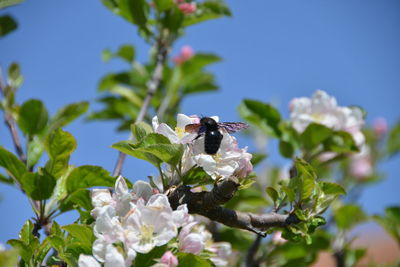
[
  {"x1": 185, "y1": 123, "x2": 205, "y2": 135},
  {"x1": 219, "y1": 122, "x2": 249, "y2": 133}
]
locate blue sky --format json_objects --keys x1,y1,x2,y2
[{"x1": 0, "y1": 0, "x2": 399, "y2": 243}]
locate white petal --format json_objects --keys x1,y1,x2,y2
[
  {"x1": 172, "y1": 204, "x2": 189, "y2": 228},
  {"x1": 156, "y1": 123, "x2": 179, "y2": 143},
  {"x1": 78, "y1": 255, "x2": 101, "y2": 267},
  {"x1": 152, "y1": 116, "x2": 160, "y2": 131},
  {"x1": 177, "y1": 113, "x2": 194, "y2": 128},
  {"x1": 92, "y1": 238, "x2": 107, "y2": 262},
  {"x1": 115, "y1": 176, "x2": 129, "y2": 197},
  {"x1": 132, "y1": 180, "x2": 153, "y2": 202},
  {"x1": 180, "y1": 233, "x2": 204, "y2": 254},
  {"x1": 105, "y1": 244, "x2": 125, "y2": 267}
]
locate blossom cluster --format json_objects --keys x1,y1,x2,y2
[
  {"x1": 78, "y1": 177, "x2": 232, "y2": 267},
  {"x1": 152, "y1": 114, "x2": 253, "y2": 180},
  {"x1": 290, "y1": 90, "x2": 365, "y2": 146}
]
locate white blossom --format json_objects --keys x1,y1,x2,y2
[
  {"x1": 350, "y1": 144, "x2": 373, "y2": 179},
  {"x1": 192, "y1": 133, "x2": 252, "y2": 180},
  {"x1": 209, "y1": 242, "x2": 233, "y2": 267},
  {"x1": 124, "y1": 194, "x2": 181, "y2": 254},
  {"x1": 178, "y1": 222, "x2": 204, "y2": 254},
  {"x1": 152, "y1": 113, "x2": 199, "y2": 144},
  {"x1": 290, "y1": 90, "x2": 365, "y2": 146}
]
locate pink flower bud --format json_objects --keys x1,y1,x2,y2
[
  {"x1": 173, "y1": 45, "x2": 194, "y2": 65},
  {"x1": 178, "y1": 2, "x2": 197, "y2": 15},
  {"x1": 373, "y1": 117, "x2": 387, "y2": 137},
  {"x1": 160, "y1": 251, "x2": 178, "y2": 267}
]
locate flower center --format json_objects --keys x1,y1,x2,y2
[
  {"x1": 175, "y1": 127, "x2": 186, "y2": 139},
  {"x1": 140, "y1": 224, "x2": 155, "y2": 244},
  {"x1": 311, "y1": 112, "x2": 324, "y2": 122}
]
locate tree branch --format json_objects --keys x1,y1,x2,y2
[
  {"x1": 245, "y1": 235, "x2": 262, "y2": 267},
  {"x1": 0, "y1": 67, "x2": 26, "y2": 164},
  {"x1": 112, "y1": 37, "x2": 170, "y2": 177},
  {"x1": 168, "y1": 181, "x2": 299, "y2": 236}
]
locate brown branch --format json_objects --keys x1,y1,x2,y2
[
  {"x1": 168, "y1": 181, "x2": 299, "y2": 236},
  {"x1": 112, "y1": 37, "x2": 170, "y2": 177},
  {"x1": 245, "y1": 235, "x2": 262, "y2": 267}
]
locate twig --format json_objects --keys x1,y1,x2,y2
[
  {"x1": 245, "y1": 235, "x2": 262, "y2": 267},
  {"x1": 168, "y1": 181, "x2": 299, "y2": 236},
  {"x1": 112, "y1": 37, "x2": 170, "y2": 177},
  {"x1": 0, "y1": 67, "x2": 27, "y2": 164}
]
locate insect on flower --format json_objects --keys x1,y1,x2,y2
[{"x1": 185, "y1": 117, "x2": 248, "y2": 154}]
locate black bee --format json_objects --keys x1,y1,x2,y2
[{"x1": 185, "y1": 117, "x2": 248, "y2": 154}]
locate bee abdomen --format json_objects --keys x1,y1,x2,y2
[{"x1": 204, "y1": 130, "x2": 223, "y2": 154}]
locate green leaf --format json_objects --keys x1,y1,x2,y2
[
  {"x1": 373, "y1": 206, "x2": 400, "y2": 244},
  {"x1": 279, "y1": 140, "x2": 294, "y2": 158},
  {"x1": 177, "y1": 253, "x2": 214, "y2": 267},
  {"x1": 113, "y1": 133, "x2": 184, "y2": 166},
  {"x1": 320, "y1": 182, "x2": 346, "y2": 196},
  {"x1": 387, "y1": 121, "x2": 400, "y2": 157},
  {"x1": 62, "y1": 224, "x2": 95, "y2": 252},
  {"x1": 118, "y1": 0, "x2": 148, "y2": 26},
  {"x1": 250, "y1": 153, "x2": 266, "y2": 166},
  {"x1": 112, "y1": 141, "x2": 161, "y2": 167},
  {"x1": 8, "y1": 220, "x2": 40, "y2": 262},
  {"x1": 239, "y1": 99, "x2": 281, "y2": 137},
  {"x1": 21, "y1": 170, "x2": 56, "y2": 200},
  {"x1": 0, "y1": 0, "x2": 24, "y2": 9},
  {"x1": 133, "y1": 245, "x2": 167, "y2": 267},
  {"x1": 18, "y1": 99, "x2": 48, "y2": 135},
  {"x1": 35, "y1": 237, "x2": 52, "y2": 265},
  {"x1": 45, "y1": 129, "x2": 76, "y2": 178},
  {"x1": 131, "y1": 121, "x2": 153, "y2": 142},
  {"x1": 117, "y1": 44, "x2": 135, "y2": 62},
  {"x1": 0, "y1": 15, "x2": 17, "y2": 37},
  {"x1": 182, "y1": 166, "x2": 213, "y2": 185},
  {"x1": 0, "y1": 249, "x2": 19, "y2": 267},
  {"x1": 182, "y1": 53, "x2": 222, "y2": 74},
  {"x1": 7, "y1": 62, "x2": 23, "y2": 88},
  {"x1": 300, "y1": 123, "x2": 333, "y2": 150},
  {"x1": 334, "y1": 204, "x2": 366, "y2": 230},
  {"x1": 26, "y1": 135, "x2": 45, "y2": 168},
  {"x1": 0, "y1": 146, "x2": 27, "y2": 182},
  {"x1": 290, "y1": 158, "x2": 317, "y2": 201},
  {"x1": 66, "y1": 165, "x2": 115, "y2": 193},
  {"x1": 281, "y1": 185, "x2": 295, "y2": 203},
  {"x1": 49, "y1": 101, "x2": 89, "y2": 131},
  {"x1": 266, "y1": 187, "x2": 278, "y2": 203},
  {"x1": 183, "y1": 0, "x2": 231, "y2": 27},
  {"x1": 153, "y1": 0, "x2": 174, "y2": 12},
  {"x1": 323, "y1": 131, "x2": 359, "y2": 153},
  {"x1": 60, "y1": 189, "x2": 93, "y2": 212},
  {"x1": 7, "y1": 239, "x2": 32, "y2": 262}
]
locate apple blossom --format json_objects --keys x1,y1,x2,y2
[
  {"x1": 124, "y1": 194, "x2": 180, "y2": 254},
  {"x1": 160, "y1": 251, "x2": 179, "y2": 267},
  {"x1": 172, "y1": 45, "x2": 195, "y2": 64},
  {"x1": 178, "y1": 2, "x2": 197, "y2": 15},
  {"x1": 373, "y1": 117, "x2": 388, "y2": 137},
  {"x1": 209, "y1": 242, "x2": 233, "y2": 267},
  {"x1": 192, "y1": 133, "x2": 253, "y2": 180},
  {"x1": 350, "y1": 145, "x2": 373, "y2": 179},
  {"x1": 178, "y1": 222, "x2": 205, "y2": 254},
  {"x1": 290, "y1": 90, "x2": 365, "y2": 146}
]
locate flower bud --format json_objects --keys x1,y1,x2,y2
[{"x1": 160, "y1": 251, "x2": 179, "y2": 267}]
